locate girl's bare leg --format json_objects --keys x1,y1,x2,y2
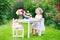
[{"x1": 32, "y1": 29, "x2": 36, "y2": 35}]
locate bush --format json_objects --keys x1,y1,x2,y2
[
  {"x1": 0, "y1": 0, "x2": 57, "y2": 26},
  {"x1": 0, "y1": 0, "x2": 13, "y2": 24},
  {"x1": 53, "y1": 13, "x2": 60, "y2": 29},
  {"x1": 0, "y1": 0, "x2": 24, "y2": 24},
  {"x1": 24, "y1": 0, "x2": 56, "y2": 26}
]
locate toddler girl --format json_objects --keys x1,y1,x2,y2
[{"x1": 32, "y1": 8, "x2": 45, "y2": 36}]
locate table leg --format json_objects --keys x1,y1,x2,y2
[{"x1": 28, "y1": 22, "x2": 30, "y2": 38}]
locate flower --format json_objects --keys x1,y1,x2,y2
[{"x1": 16, "y1": 9, "x2": 25, "y2": 15}]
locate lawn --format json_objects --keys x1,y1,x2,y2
[{"x1": 0, "y1": 20, "x2": 60, "y2": 40}]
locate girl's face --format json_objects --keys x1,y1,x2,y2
[{"x1": 35, "y1": 9, "x2": 41, "y2": 15}]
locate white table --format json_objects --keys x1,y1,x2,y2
[{"x1": 18, "y1": 18, "x2": 40, "y2": 38}]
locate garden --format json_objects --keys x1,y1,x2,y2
[{"x1": 0, "y1": 0, "x2": 60, "y2": 40}]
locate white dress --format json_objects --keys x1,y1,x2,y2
[
  {"x1": 13, "y1": 21, "x2": 23, "y2": 29},
  {"x1": 32, "y1": 15, "x2": 45, "y2": 31}
]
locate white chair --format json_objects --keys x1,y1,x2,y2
[
  {"x1": 12, "y1": 18, "x2": 24, "y2": 38},
  {"x1": 38, "y1": 18, "x2": 45, "y2": 36}
]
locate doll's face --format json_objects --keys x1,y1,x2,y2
[
  {"x1": 35, "y1": 9, "x2": 41, "y2": 15},
  {"x1": 14, "y1": 19, "x2": 18, "y2": 23}
]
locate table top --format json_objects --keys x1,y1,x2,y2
[{"x1": 18, "y1": 18, "x2": 40, "y2": 23}]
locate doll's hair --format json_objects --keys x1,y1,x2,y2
[
  {"x1": 35, "y1": 8, "x2": 43, "y2": 13},
  {"x1": 14, "y1": 19, "x2": 18, "y2": 22}
]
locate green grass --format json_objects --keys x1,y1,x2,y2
[{"x1": 0, "y1": 20, "x2": 60, "y2": 40}]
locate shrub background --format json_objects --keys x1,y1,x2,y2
[{"x1": 0, "y1": 0, "x2": 60, "y2": 29}]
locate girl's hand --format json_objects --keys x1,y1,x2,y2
[
  {"x1": 35, "y1": 18, "x2": 43, "y2": 21},
  {"x1": 35, "y1": 18, "x2": 40, "y2": 21}
]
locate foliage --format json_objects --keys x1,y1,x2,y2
[
  {"x1": 0, "y1": 0, "x2": 24, "y2": 24},
  {"x1": 53, "y1": 13, "x2": 60, "y2": 29},
  {"x1": 0, "y1": 0, "x2": 14, "y2": 24},
  {"x1": 24, "y1": 0, "x2": 56, "y2": 25},
  {"x1": 11, "y1": 0, "x2": 24, "y2": 19},
  {"x1": 0, "y1": 0, "x2": 59, "y2": 30}
]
